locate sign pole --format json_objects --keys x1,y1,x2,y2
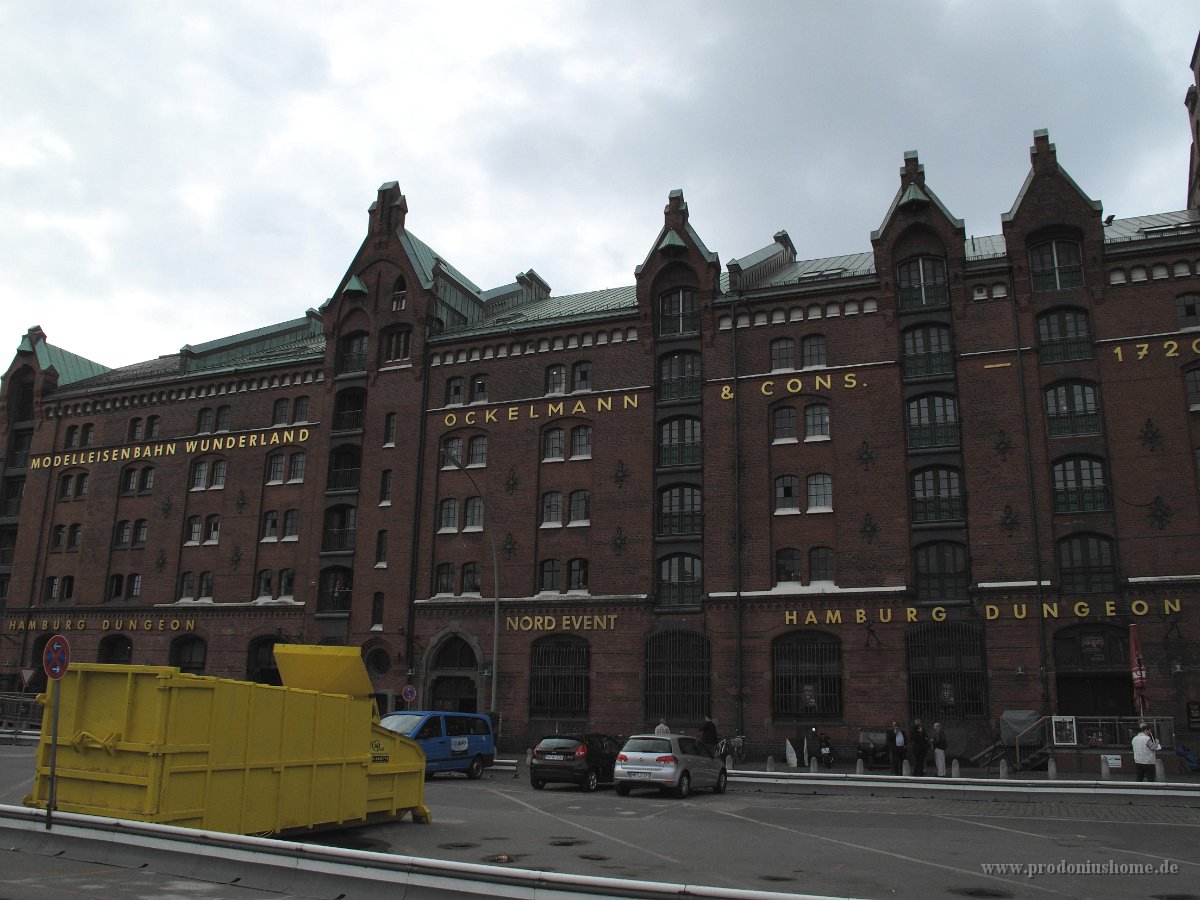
[
  {"x1": 46, "y1": 677, "x2": 60, "y2": 830},
  {"x1": 42, "y1": 633, "x2": 71, "y2": 831}
]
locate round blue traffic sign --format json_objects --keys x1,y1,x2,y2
[
  {"x1": 43, "y1": 634, "x2": 71, "y2": 681},
  {"x1": 401, "y1": 684, "x2": 417, "y2": 702}
]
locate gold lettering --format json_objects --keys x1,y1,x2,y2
[
  {"x1": 283, "y1": 430, "x2": 294, "y2": 443},
  {"x1": 464, "y1": 412, "x2": 476, "y2": 425},
  {"x1": 986, "y1": 605, "x2": 999, "y2": 621},
  {"x1": 547, "y1": 402, "x2": 563, "y2": 417},
  {"x1": 519, "y1": 615, "x2": 533, "y2": 630},
  {"x1": 825, "y1": 610, "x2": 842, "y2": 624},
  {"x1": 720, "y1": 386, "x2": 734, "y2": 400},
  {"x1": 506, "y1": 616, "x2": 519, "y2": 630},
  {"x1": 527, "y1": 405, "x2": 540, "y2": 420},
  {"x1": 571, "y1": 401, "x2": 587, "y2": 415},
  {"x1": 1013, "y1": 604, "x2": 1027, "y2": 620},
  {"x1": 785, "y1": 611, "x2": 797, "y2": 625},
  {"x1": 185, "y1": 620, "x2": 195, "y2": 631},
  {"x1": 906, "y1": 607, "x2": 917, "y2": 622},
  {"x1": 1165, "y1": 598, "x2": 1181, "y2": 615},
  {"x1": 485, "y1": 410, "x2": 498, "y2": 423},
  {"x1": 932, "y1": 606, "x2": 946, "y2": 622},
  {"x1": 786, "y1": 378, "x2": 803, "y2": 394},
  {"x1": 1105, "y1": 601, "x2": 1117, "y2": 617},
  {"x1": 597, "y1": 397, "x2": 612, "y2": 412},
  {"x1": 297, "y1": 429, "x2": 309, "y2": 442},
  {"x1": 814, "y1": 374, "x2": 832, "y2": 390},
  {"x1": 508, "y1": 406, "x2": 519, "y2": 421},
  {"x1": 101, "y1": 619, "x2": 110, "y2": 630},
  {"x1": 760, "y1": 380, "x2": 775, "y2": 396},
  {"x1": 1073, "y1": 602, "x2": 1090, "y2": 618},
  {"x1": 238, "y1": 434, "x2": 246, "y2": 447},
  {"x1": 185, "y1": 440, "x2": 198, "y2": 453},
  {"x1": 879, "y1": 609, "x2": 892, "y2": 623},
  {"x1": 843, "y1": 372, "x2": 857, "y2": 388},
  {"x1": 444, "y1": 413, "x2": 457, "y2": 427},
  {"x1": 268, "y1": 432, "x2": 280, "y2": 445},
  {"x1": 1131, "y1": 599, "x2": 1149, "y2": 616},
  {"x1": 170, "y1": 620, "x2": 180, "y2": 631},
  {"x1": 622, "y1": 394, "x2": 638, "y2": 409},
  {"x1": 1042, "y1": 602, "x2": 1059, "y2": 618},
  {"x1": 804, "y1": 611, "x2": 818, "y2": 625},
  {"x1": 855, "y1": 609, "x2": 866, "y2": 624}
]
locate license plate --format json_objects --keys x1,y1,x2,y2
[
  {"x1": 544, "y1": 754, "x2": 565, "y2": 761},
  {"x1": 627, "y1": 771, "x2": 651, "y2": 779}
]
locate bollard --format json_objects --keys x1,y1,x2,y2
[
  {"x1": 902, "y1": 759, "x2": 911, "y2": 777},
  {"x1": 951, "y1": 759, "x2": 960, "y2": 778},
  {"x1": 1100, "y1": 757, "x2": 1111, "y2": 780},
  {"x1": 1156, "y1": 759, "x2": 1166, "y2": 782},
  {"x1": 999, "y1": 759, "x2": 1009, "y2": 779},
  {"x1": 856, "y1": 758, "x2": 864, "y2": 775},
  {"x1": 766, "y1": 755, "x2": 775, "y2": 772},
  {"x1": 726, "y1": 755, "x2": 734, "y2": 770},
  {"x1": 810, "y1": 757, "x2": 819, "y2": 773},
  {"x1": 1047, "y1": 758, "x2": 1058, "y2": 780}
]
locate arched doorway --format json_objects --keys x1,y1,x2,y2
[
  {"x1": 428, "y1": 635, "x2": 479, "y2": 713},
  {"x1": 98, "y1": 634, "x2": 133, "y2": 665},
  {"x1": 247, "y1": 636, "x2": 282, "y2": 685},
  {"x1": 1053, "y1": 624, "x2": 1132, "y2": 716}
]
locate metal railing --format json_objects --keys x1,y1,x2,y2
[
  {"x1": 898, "y1": 283, "x2": 949, "y2": 309},
  {"x1": 902, "y1": 350, "x2": 954, "y2": 378},
  {"x1": 1047, "y1": 412, "x2": 1101, "y2": 437},
  {"x1": 911, "y1": 494, "x2": 965, "y2": 523},
  {"x1": 1, "y1": 693, "x2": 43, "y2": 740},
  {"x1": 335, "y1": 352, "x2": 367, "y2": 375},
  {"x1": 1053, "y1": 486, "x2": 1108, "y2": 513},
  {"x1": 1038, "y1": 337, "x2": 1093, "y2": 364},
  {"x1": 655, "y1": 583, "x2": 702, "y2": 608},
  {"x1": 1013, "y1": 715, "x2": 1174, "y2": 770},
  {"x1": 906, "y1": 422, "x2": 960, "y2": 449},
  {"x1": 1032, "y1": 267, "x2": 1083, "y2": 292},
  {"x1": 658, "y1": 511, "x2": 702, "y2": 536},
  {"x1": 659, "y1": 443, "x2": 702, "y2": 467},
  {"x1": 658, "y1": 375, "x2": 701, "y2": 401},
  {"x1": 326, "y1": 468, "x2": 360, "y2": 491},
  {"x1": 321, "y1": 528, "x2": 356, "y2": 552},
  {"x1": 331, "y1": 410, "x2": 365, "y2": 431}
]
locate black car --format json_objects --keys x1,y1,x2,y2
[{"x1": 529, "y1": 733, "x2": 621, "y2": 791}]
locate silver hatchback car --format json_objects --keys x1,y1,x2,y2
[{"x1": 613, "y1": 733, "x2": 727, "y2": 798}]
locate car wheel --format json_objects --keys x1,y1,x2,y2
[
  {"x1": 615, "y1": 783, "x2": 631, "y2": 796},
  {"x1": 531, "y1": 777, "x2": 545, "y2": 790},
  {"x1": 714, "y1": 770, "x2": 727, "y2": 794},
  {"x1": 583, "y1": 768, "x2": 599, "y2": 792},
  {"x1": 674, "y1": 772, "x2": 691, "y2": 799},
  {"x1": 466, "y1": 756, "x2": 485, "y2": 780}
]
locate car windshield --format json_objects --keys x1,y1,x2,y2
[
  {"x1": 537, "y1": 737, "x2": 582, "y2": 751},
  {"x1": 623, "y1": 737, "x2": 671, "y2": 753},
  {"x1": 379, "y1": 713, "x2": 423, "y2": 735}
]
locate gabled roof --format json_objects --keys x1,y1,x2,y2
[
  {"x1": 14, "y1": 329, "x2": 109, "y2": 385},
  {"x1": 1102, "y1": 209, "x2": 1200, "y2": 245},
  {"x1": 401, "y1": 230, "x2": 484, "y2": 297},
  {"x1": 435, "y1": 285, "x2": 638, "y2": 340}
]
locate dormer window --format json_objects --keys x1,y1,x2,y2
[
  {"x1": 658, "y1": 288, "x2": 699, "y2": 336},
  {"x1": 897, "y1": 257, "x2": 948, "y2": 309}
]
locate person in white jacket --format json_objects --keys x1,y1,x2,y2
[{"x1": 1131, "y1": 723, "x2": 1159, "y2": 782}]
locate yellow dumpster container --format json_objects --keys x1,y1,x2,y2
[{"x1": 25, "y1": 645, "x2": 430, "y2": 834}]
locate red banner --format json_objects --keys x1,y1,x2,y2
[{"x1": 1129, "y1": 624, "x2": 1148, "y2": 715}]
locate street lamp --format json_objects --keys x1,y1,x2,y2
[{"x1": 441, "y1": 448, "x2": 501, "y2": 717}]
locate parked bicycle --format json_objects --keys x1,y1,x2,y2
[{"x1": 717, "y1": 734, "x2": 746, "y2": 766}]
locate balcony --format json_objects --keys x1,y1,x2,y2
[
  {"x1": 898, "y1": 283, "x2": 949, "y2": 310},
  {"x1": 658, "y1": 511, "x2": 702, "y2": 536},
  {"x1": 321, "y1": 528, "x2": 357, "y2": 552},
  {"x1": 1047, "y1": 412, "x2": 1101, "y2": 437},
  {"x1": 656, "y1": 582, "x2": 702, "y2": 608},
  {"x1": 335, "y1": 352, "x2": 367, "y2": 375},
  {"x1": 902, "y1": 350, "x2": 953, "y2": 379},
  {"x1": 1038, "y1": 337, "x2": 1093, "y2": 364},
  {"x1": 906, "y1": 422, "x2": 960, "y2": 450},
  {"x1": 911, "y1": 495, "x2": 965, "y2": 523},
  {"x1": 332, "y1": 409, "x2": 365, "y2": 431},
  {"x1": 659, "y1": 442, "x2": 702, "y2": 467},
  {"x1": 317, "y1": 587, "x2": 352, "y2": 614},
  {"x1": 1053, "y1": 486, "x2": 1108, "y2": 513},
  {"x1": 1032, "y1": 266, "x2": 1083, "y2": 293},
  {"x1": 658, "y1": 375, "x2": 701, "y2": 401},
  {"x1": 327, "y1": 468, "x2": 361, "y2": 491}
]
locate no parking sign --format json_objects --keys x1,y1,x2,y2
[{"x1": 43, "y1": 634, "x2": 70, "y2": 680}]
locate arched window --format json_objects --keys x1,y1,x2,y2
[
  {"x1": 897, "y1": 257, "x2": 948, "y2": 308},
  {"x1": 807, "y1": 474, "x2": 832, "y2": 511},
  {"x1": 657, "y1": 554, "x2": 701, "y2": 607},
  {"x1": 770, "y1": 338, "x2": 795, "y2": 371},
  {"x1": 1037, "y1": 308, "x2": 1092, "y2": 362},
  {"x1": 256, "y1": 568, "x2": 273, "y2": 598},
  {"x1": 327, "y1": 446, "x2": 359, "y2": 490},
  {"x1": 809, "y1": 547, "x2": 835, "y2": 582},
  {"x1": 139, "y1": 467, "x2": 155, "y2": 492},
  {"x1": 216, "y1": 405, "x2": 232, "y2": 431},
  {"x1": 1052, "y1": 457, "x2": 1108, "y2": 513},
  {"x1": 272, "y1": 398, "x2": 289, "y2": 426},
  {"x1": 539, "y1": 559, "x2": 561, "y2": 592},
  {"x1": 1045, "y1": 382, "x2": 1101, "y2": 436},
  {"x1": 1030, "y1": 239, "x2": 1083, "y2": 291},
  {"x1": 337, "y1": 332, "x2": 369, "y2": 374},
  {"x1": 441, "y1": 435, "x2": 462, "y2": 466},
  {"x1": 570, "y1": 425, "x2": 592, "y2": 457},
  {"x1": 128, "y1": 417, "x2": 143, "y2": 441},
  {"x1": 170, "y1": 636, "x2": 207, "y2": 675},
  {"x1": 775, "y1": 548, "x2": 802, "y2": 583},
  {"x1": 911, "y1": 467, "x2": 963, "y2": 523},
  {"x1": 541, "y1": 491, "x2": 562, "y2": 526},
  {"x1": 322, "y1": 506, "x2": 357, "y2": 551},
  {"x1": 469, "y1": 373, "x2": 488, "y2": 403},
  {"x1": 659, "y1": 485, "x2": 701, "y2": 535},
  {"x1": 461, "y1": 562, "x2": 480, "y2": 593},
  {"x1": 98, "y1": 634, "x2": 133, "y2": 665},
  {"x1": 445, "y1": 376, "x2": 464, "y2": 406},
  {"x1": 266, "y1": 453, "x2": 285, "y2": 483},
  {"x1": 914, "y1": 542, "x2": 968, "y2": 602},
  {"x1": 772, "y1": 406, "x2": 797, "y2": 442},
  {"x1": 906, "y1": 622, "x2": 987, "y2": 722},
  {"x1": 530, "y1": 636, "x2": 590, "y2": 716},
  {"x1": 467, "y1": 435, "x2": 488, "y2": 466},
  {"x1": 120, "y1": 466, "x2": 138, "y2": 493},
  {"x1": 902, "y1": 324, "x2": 953, "y2": 378},
  {"x1": 801, "y1": 335, "x2": 826, "y2": 368},
  {"x1": 380, "y1": 326, "x2": 411, "y2": 363},
  {"x1": 658, "y1": 287, "x2": 699, "y2": 336},
  {"x1": 196, "y1": 408, "x2": 214, "y2": 433},
  {"x1": 544, "y1": 365, "x2": 566, "y2": 395},
  {"x1": 804, "y1": 402, "x2": 830, "y2": 439},
  {"x1": 433, "y1": 635, "x2": 477, "y2": 670},
  {"x1": 1057, "y1": 534, "x2": 1116, "y2": 593},
  {"x1": 906, "y1": 394, "x2": 959, "y2": 449},
  {"x1": 317, "y1": 567, "x2": 352, "y2": 613},
  {"x1": 464, "y1": 496, "x2": 484, "y2": 529},
  {"x1": 542, "y1": 427, "x2": 565, "y2": 461},
  {"x1": 572, "y1": 361, "x2": 592, "y2": 392},
  {"x1": 645, "y1": 629, "x2": 710, "y2": 721},
  {"x1": 178, "y1": 571, "x2": 195, "y2": 600},
  {"x1": 772, "y1": 631, "x2": 842, "y2": 718},
  {"x1": 658, "y1": 352, "x2": 701, "y2": 400},
  {"x1": 288, "y1": 452, "x2": 306, "y2": 482},
  {"x1": 434, "y1": 563, "x2": 454, "y2": 593},
  {"x1": 567, "y1": 558, "x2": 588, "y2": 590},
  {"x1": 774, "y1": 475, "x2": 800, "y2": 512},
  {"x1": 569, "y1": 490, "x2": 591, "y2": 524},
  {"x1": 391, "y1": 274, "x2": 407, "y2": 310},
  {"x1": 1177, "y1": 293, "x2": 1200, "y2": 329},
  {"x1": 204, "y1": 514, "x2": 220, "y2": 543},
  {"x1": 660, "y1": 416, "x2": 701, "y2": 466},
  {"x1": 247, "y1": 636, "x2": 281, "y2": 685}
]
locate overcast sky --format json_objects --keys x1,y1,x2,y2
[{"x1": 1, "y1": 2, "x2": 1196, "y2": 371}]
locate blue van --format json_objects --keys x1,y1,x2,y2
[{"x1": 380, "y1": 710, "x2": 495, "y2": 778}]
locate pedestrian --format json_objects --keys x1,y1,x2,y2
[
  {"x1": 887, "y1": 721, "x2": 906, "y2": 775},
  {"x1": 700, "y1": 715, "x2": 718, "y2": 749},
  {"x1": 654, "y1": 718, "x2": 671, "y2": 735},
  {"x1": 909, "y1": 719, "x2": 930, "y2": 777},
  {"x1": 1131, "y1": 723, "x2": 1159, "y2": 782},
  {"x1": 932, "y1": 722, "x2": 948, "y2": 777}
]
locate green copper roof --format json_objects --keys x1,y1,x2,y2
[
  {"x1": 16, "y1": 329, "x2": 110, "y2": 385},
  {"x1": 343, "y1": 275, "x2": 368, "y2": 294}
]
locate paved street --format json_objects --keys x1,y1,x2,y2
[{"x1": 3, "y1": 744, "x2": 1199, "y2": 899}]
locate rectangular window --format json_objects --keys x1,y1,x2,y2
[
  {"x1": 210, "y1": 460, "x2": 227, "y2": 489},
  {"x1": 438, "y1": 499, "x2": 458, "y2": 531},
  {"x1": 540, "y1": 559, "x2": 561, "y2": 592},
  {"x1": 379, "y1": 470, "x2": 393, "y2": 504},
  {"x1": 283, "y1": 509, "x2": 300, "y2": 538},
  {"x1": 262, "y1": 511, "x2": 279, "y2": 540}
]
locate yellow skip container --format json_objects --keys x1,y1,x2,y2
[{"x1": 25, "y1": 644, "x2": 430, "y2": 834}]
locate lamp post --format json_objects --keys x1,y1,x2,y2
[{"x1": 441, "y1": 449, "x2": 501, "y2": 716}]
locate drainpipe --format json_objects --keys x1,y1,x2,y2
[
  {"x1": 728, "y1": 293, "x2": 746, "y2": 736},
  {"x1": 404, "y1": 327, "x2": 434, "y2": 685}
]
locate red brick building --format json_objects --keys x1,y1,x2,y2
[{"x1": 4, "y1": 40, "x2": 1200, "y2": 763}]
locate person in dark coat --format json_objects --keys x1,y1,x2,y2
[
  {"x1": 700, "y1": 715, "x2": 718, "y2": 750},
  {"x1": 909, "y1": 719, "x2": 931, "y2": 777}
]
